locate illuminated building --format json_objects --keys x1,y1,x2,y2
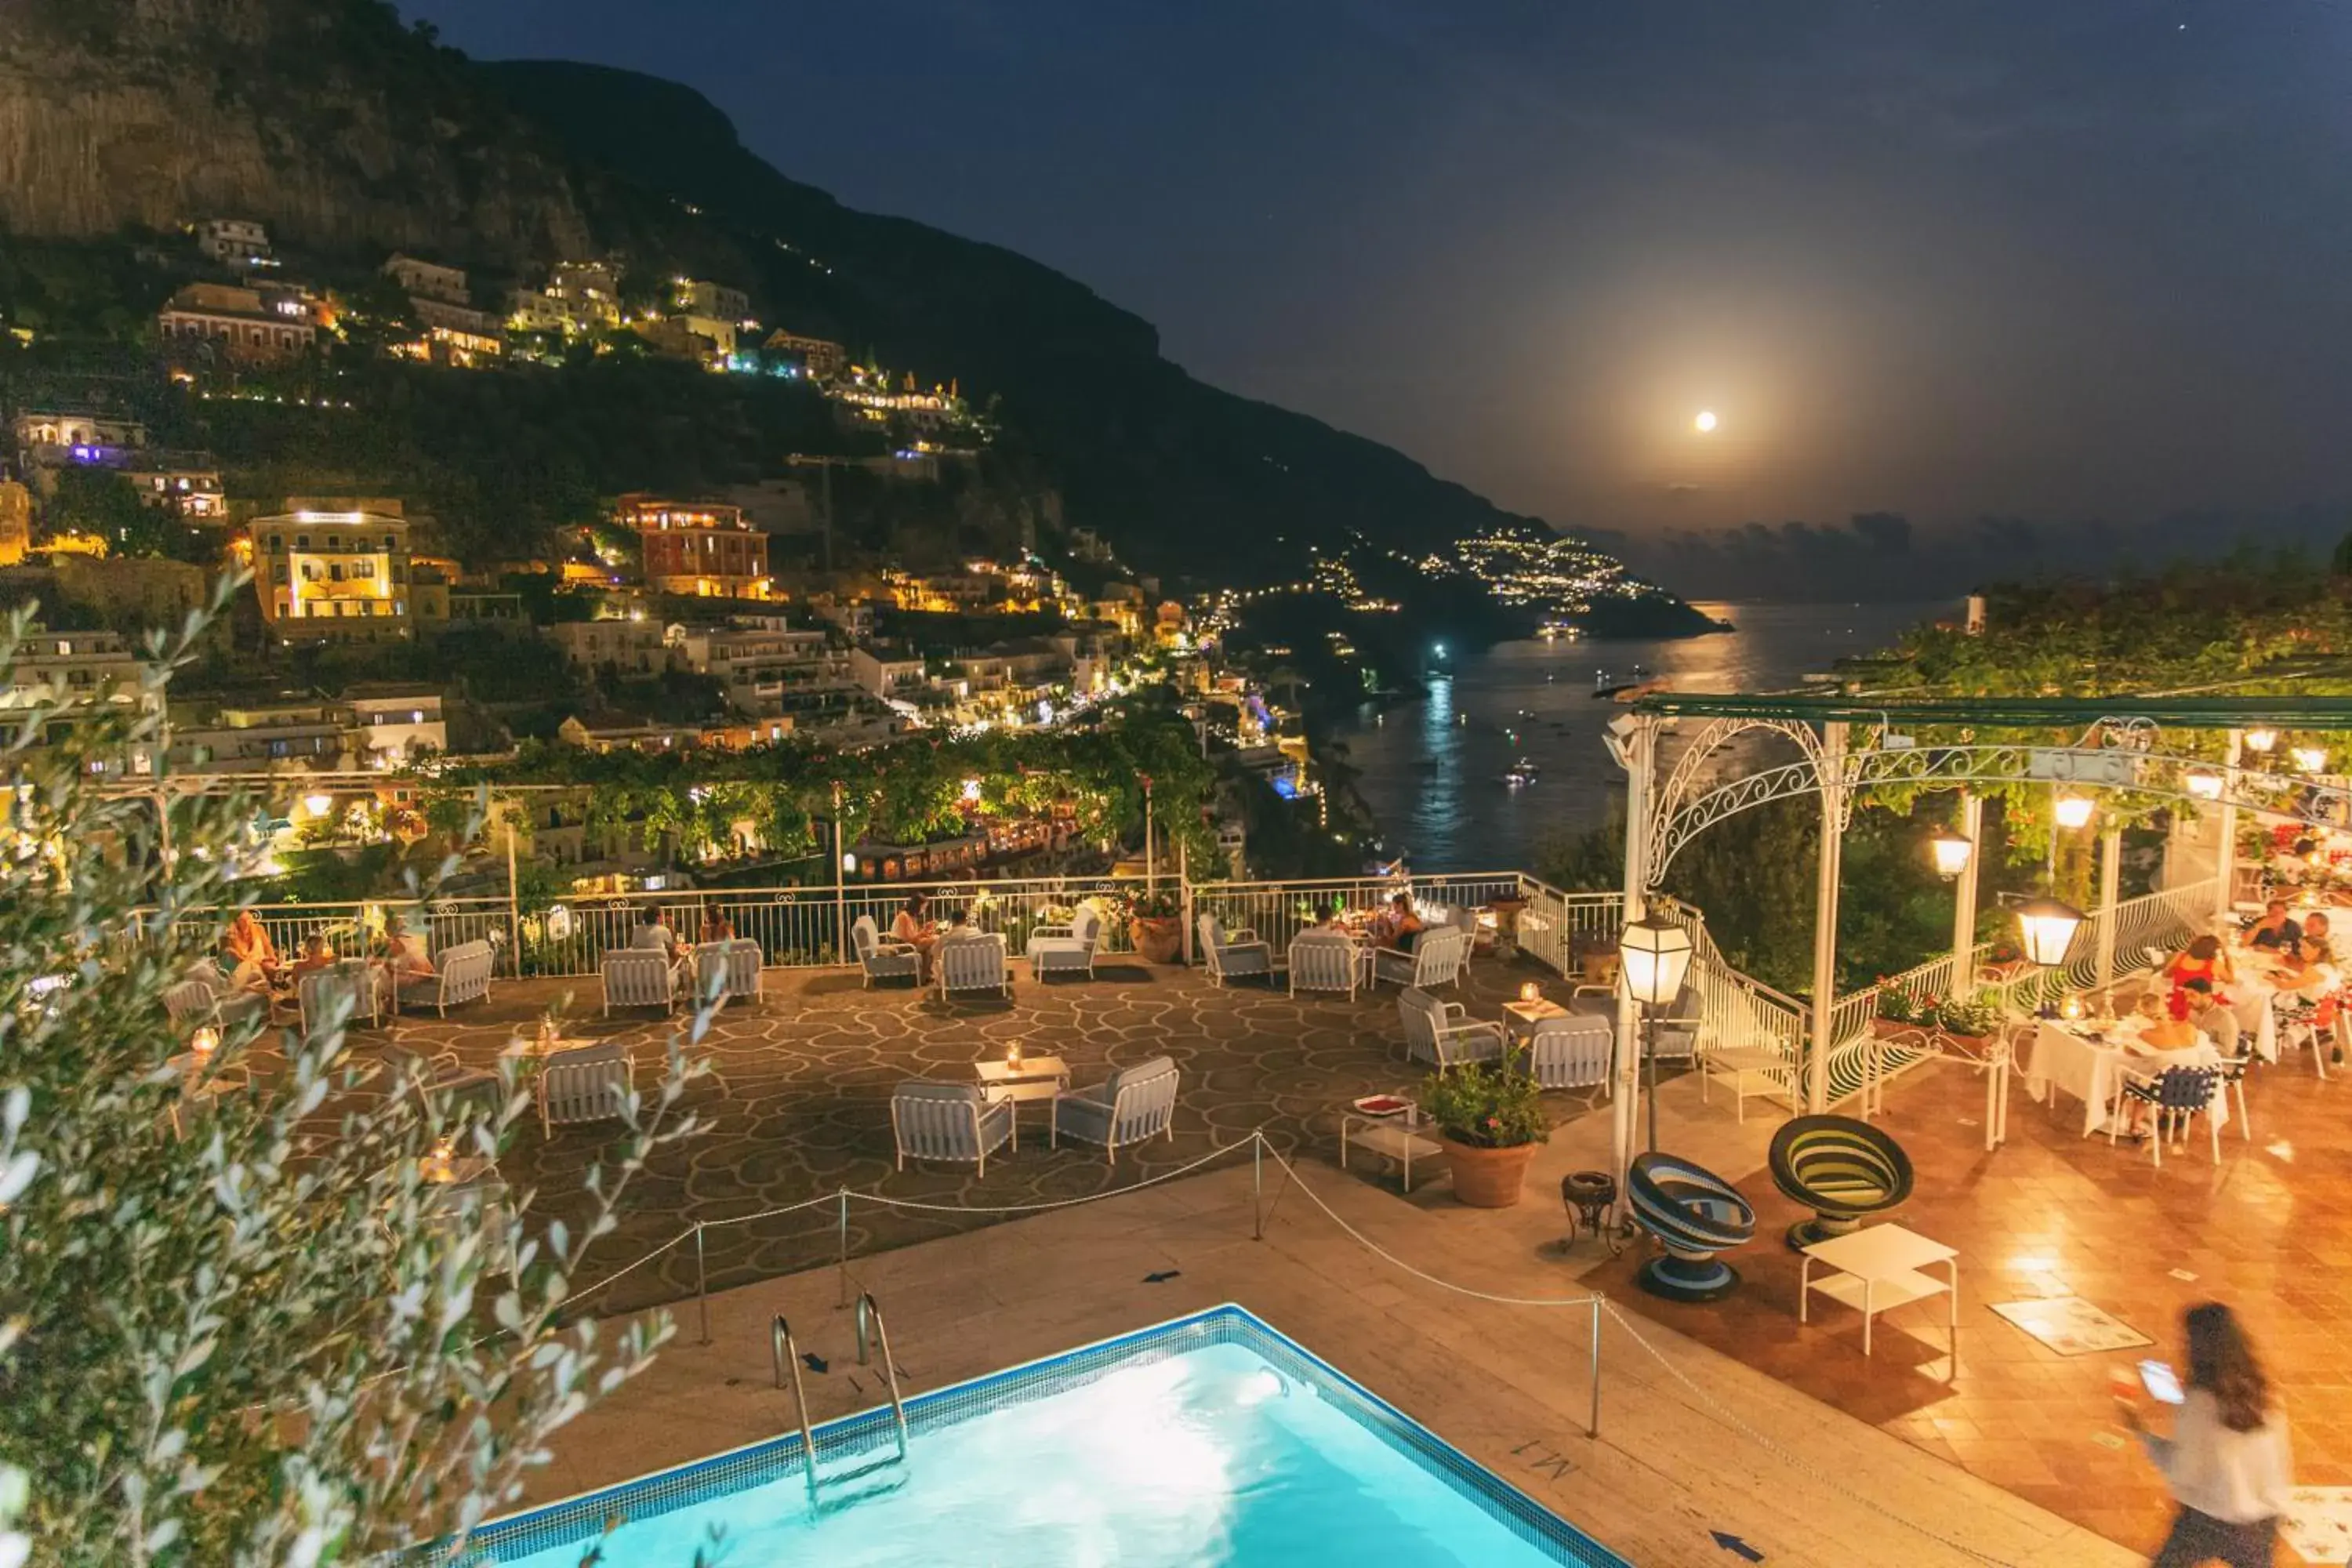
[
  {"x1": 249, "y1": 508, "x2": 412, "y2": 642},
  {"x1": 619, "y1": 496, "x2": 771, "y2": 598},
  {"x1": 156, "y1": 283, "x2": 317, "y2": 365},
  {"x1": 764, "y1": 328, "x2": 846, "y2": 379}
]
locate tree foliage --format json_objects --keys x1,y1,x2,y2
[{"x1": 0, "y1": 593, "x2": 710, "y2": 1563}]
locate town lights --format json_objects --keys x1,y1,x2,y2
[
  {"x1": 2185, "y1": 770, "x2": 2224, "y2": 800},
  {"x1": 2053, "y1": 794, "x2": 2095, "y2": 830},
  {"x1": 1929, "y1": 829, "x2": 1974, "y2": 880},
  {"x1": 2014, "y1": 897, "x2": 2086, "y2": 968}
]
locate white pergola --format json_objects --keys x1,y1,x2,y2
[{"x1": 1600, "y1": 691, "x2": 2352, "y2": 1198}]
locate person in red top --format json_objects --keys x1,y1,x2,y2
[{"x1": 2166, "y1": 935, "x2": 2235, "y2": 996}]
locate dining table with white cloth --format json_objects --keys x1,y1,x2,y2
[{"x1": 2024, "y1": 1019, "x2": 2227, "y2": 1138}]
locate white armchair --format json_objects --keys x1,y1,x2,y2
[
  {"x1": 600, "y1": 949, "x2": 677, "y2": 1015},
  {"x1": 397, "y1": 940, "x2": 495, "y2": 1018},
  {"x1": 1397, "y1": 986, "x2": 1507, "y2": 1068},
  {"x1": 1374, "y1": 927, "x2": 1471, "y2": 991},
  {"x1": 892, "y1": 1080, "x2": 1016, "y2": 1175},
  {"x1": 1526, "y1": 1014, "x2": 1613, "y2": 1099},
  {"x1": 537, "y1": 1041, "x2": 631, "y2": 1135},
  {"x1": 1026, "y1": 905, "x2": 1102, "y2": 982},
  {"x1": 296, "y1": 963, "x2": 378, "y2": 1035},
  {"x1": 1051, "y1": 1056, "x2": 1180, "y2": 1165},
  {"x1": 695, "y1": 938, "x2": 765, "y2": 1007},
  {"x1": 1198, "y1": 914, "x2": 1272, "y2": 986},
  {"x1": 1286, "y1": 934, "x2": 1364, "y2": 999},
  {"x1": 937, "y1": 933, "x2": 1012, "y2": 1000},
  {"x1": 851, "y1": 914, "x2": 922, "y2": 988}
]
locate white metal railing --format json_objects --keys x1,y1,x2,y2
[{"x1": 1185, "y1": 872, "x2": 1618, "y2": 967}]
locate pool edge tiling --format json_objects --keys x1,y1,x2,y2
[{"x1": 434, "y1": 1304, "x2": 1632, "y2": 1568}]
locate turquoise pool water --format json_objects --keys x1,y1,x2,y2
[{"x1": 462, "y1": 1308, "x2": 1624, "y2": 1568}]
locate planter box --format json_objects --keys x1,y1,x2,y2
[{"x1": 1129, "y1": 916, "x2": 1182, "y2": 965}]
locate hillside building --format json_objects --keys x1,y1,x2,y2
[
  {"x1": 118, "y1": 453, "x2": 226, "y2": 519},
  {"x1": 249, "y1": 507, "x2": 413, "y2": 643},
  {"x1": 156, "y1": 282, "x2": 317, "y2": 365},
  {"x1": 195, "y1": 218, "x2": 274, "y2": 270},
  {"x1": 0, "y1": 480, "x2": 27, "y2": 566},
  {"x1": 764, "y1": 329, "x2": 846, "y2": 379},
  {"x1": 619, "y1": 496, "x2": 771, "y2": 598},
  {"x1": 13, "y1": 410, "x2": 148, "y2": 466},
  {"x1": 381, "y1": 253, "x2": 470, "y2": 304},
  {"x1": 0, "y1": 627, "x2": 158, "y2": 775}
]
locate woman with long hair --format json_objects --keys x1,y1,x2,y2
[
  {"x1": 2122, "y1": 1302, "x2": 2291, "y2": 1566},
  {"x1": 891, "y1": 890, "x2": 939, "y2": 980}
]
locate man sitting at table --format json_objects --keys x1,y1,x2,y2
[
  {"x1": 2246, "y1": 899, "x2": 2302, "y2": 952},
  {"x1": 631, "y1": 906, "x2": 686, "y2": 974},
  {"x1": 1298, "y1": 901, "x2": 1354, "y2": 942}
]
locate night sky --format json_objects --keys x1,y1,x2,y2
[{"x1": 419, "y1": 1, "x2": 2350, "y2": 546}]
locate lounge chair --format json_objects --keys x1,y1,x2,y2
[
  {"x1": 600, "y1": 949, "x2": 677, "y2": 1016},
  {"x1": 1051, "y1": 1055, "x2": 1180, "y2": 1165},
  {"x1": 1026, "y1": 905, "x2": 1102, "y2": 982},
  {"x1": 1198, "y1": 914, "x2": 1272, "y2": 986},
  {"x1": 380, "y1": 1043, "x2": 502, "y2": 1113},
  {"x1": 1397, "y1": 985, "x2": 1506, "y2": 1068},
  {"x1": 936, "y1": 932, "x2": 1012, "y2": 1000},
  {"x1": 1768, "y1": 1115, "x2": 1914, "y2": 1249},
  {"x1": 1627, "y1": 1152, "x2": 1755, "y2": 1301},
  {"x1": 1286, "y1": 933, "x2": 1364, "y2": 999},
  {"x1": 892, "y1": 1079, "x2": 1015, "y2": 1175},
  {"x1": 1526, "y1": 1012, "x2": 1613, "y2": 1099},
  {"x1": 1374, "y1": 926, "x2": 1470, "y2": 990},
  {"x1": 694, "y1": 938, "x2": 765, "y2": 1007},
  {"x1": 537, "y1": 1040, "x2": 632, "y2": 1135},
  {"x1": 851, "y1": 914, "x2": 922, "y2": 988},
  {"x1": 397, "y1": 939, "x2": 495, "y2": 1018}
]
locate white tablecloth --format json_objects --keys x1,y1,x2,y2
[{"x1": 2025, "y1": 1022, "x2": 2225, "y2": 1137}]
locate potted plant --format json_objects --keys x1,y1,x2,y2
[
  {"x1": 1929, "y1": 995, "x2": 2001, "y2": 1051},
  {"x1": 1421, "y1": 1062, "x2": 1550, "y2": 1207},
  {"x1": 1126, "y1": 887, "x2": 1184, "y2": 964},
  {"x1": 1873, "y1": 987, "x2": 1930, "y2": 1039}
]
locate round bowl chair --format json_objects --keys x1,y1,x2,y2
[
  {"x1": 1626, "y1": 1152, "x2": 1755, "y2": 1301},
  {"x1": 1767, "y1": 1114, "x2": 1914, "y2": 1251}
]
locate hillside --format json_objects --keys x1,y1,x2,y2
[{"x1": 0, "y1": 0, "x2": 1713, "y2": 636}]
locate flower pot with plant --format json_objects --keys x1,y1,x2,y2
[
  {"x1": 1421, "y1": 1062, "x2": 1550, "y2": 1207},
  {"x1": 1126, "y1": 887, "x2": 1184, "y2": 964},
  {"x1": 1873, "y1": 987, "x2": 1931, "y2": 1040}
]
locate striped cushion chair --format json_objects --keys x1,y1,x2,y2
[
  {"x1": 1626, "y1": 1152, "x2": 1755, "y2": 1302},
  {"x1": 1767, "y1": 1114, "x2": 1915, "y2": 1250}
]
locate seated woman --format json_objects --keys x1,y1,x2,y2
[
  {"x1": 289, "y1": 934, "x2": 338, "y2": 981},
  {"x1": 2128, "y1": 987, "x2": 2204, "y2": 1053},
  {"x1": 1374, "y1": 891, "x2": 1426, "y2": 953},
  {"x1": 2165, "y1": 935, "x2": 2234, "y2": 996},
  {"x1": 698, "y1": 909, "x2": 737, "y2": 946},
  {"x1": 2275, "y1": 913, "x2": 2339, "y2": 996},
  {"x1": 386, "y1": 929, "x2": 436, "y2": 981},
  {"x1": 224, "y1": 909, "x2": 284, "y2": 984},
  {"x1": 891, "y1": 891, "x2": 940, "y2": 978}
]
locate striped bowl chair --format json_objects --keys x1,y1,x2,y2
[
  {"x1": 1767, "y1": 1114, "x2": 1915, "y2": 1250},
  {"x1": 1627, "y1": 1152, "x2": 1755, "y2": 1301}
]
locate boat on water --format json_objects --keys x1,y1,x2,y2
[{"x1": 1501, "y1": 757, "x2": 1540, "y2": 787}]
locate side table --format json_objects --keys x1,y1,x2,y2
[{"x1": 1799, "y1": 1223, "x2": 1958, "y2": 1357}]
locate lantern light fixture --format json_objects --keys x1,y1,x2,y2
[
  {"x1": 2245, "y1": 728, "x2": 2278, "y2": 754},
  {"x1": 2293, "y1": 746, "x2": 2328, "y2": 775},
  {"x1": 2053, "y1": 794, "x2": 2095, "y2": 830},
  {"x1": 1929, "y1": 829, "x2": 1974, "y2": 880},
  {"x1": 1617, "y1": 916, "x2": 1694, "y2": 1007},
  {"x1": 2185, "y1": 769, "x2": 2224, "y2": 800},
  {"x1": 2014, "y1": 896, "x2": 2087, "y2": 968}
]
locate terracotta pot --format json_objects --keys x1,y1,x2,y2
[
  {"x1": 1871, "y1": 1017, "x2": 1918, "y2": 1040},
  {"x1": 1129, "y1": 915, "x2": 1182, "y2": 964},
  {"x1": 1939, "y1": 1032, "x2": 1989, "y2": 1054},
  {"x1": 1439, "y1": 1138, "x2": 1539, "y2": 1207}
]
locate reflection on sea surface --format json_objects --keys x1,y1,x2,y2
[{"x1": 1336, "y1": 600, "x2": 1953, "y2": 873}]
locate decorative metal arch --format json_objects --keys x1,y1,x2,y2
[
  {"x1": 1644, "y1": 738, "x2": 2343, "y2": 887},
  {"x1": 1642, "y1": 717, "x2": 1841, "y2": 884}
]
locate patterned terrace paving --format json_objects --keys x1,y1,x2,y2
[{"x1": 376, "y1": 952, "x2": 1589, "y2": 1314}]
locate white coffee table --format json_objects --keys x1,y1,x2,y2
[
  {"x1": 1340, "y1": 1103, "x2": 1443, "y2": 1192},
  {"x1": 1703, "y1": 1046, "x2": 1798, "y2": 1123},
  {"x1": 1799, "y1": 1223, "x2": 1958, "y2": 1356},
  {"x1": 975, "y1": 1056, "x2": 1069, "y2": 1105}
]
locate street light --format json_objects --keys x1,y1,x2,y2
[
  {"x1": 2245, "y1": 728, "x2": 2278, "y2": 755},
  {"x1": 2185, "y1": 769, "x2": 2224, "y2": 800},
  {"x1": 1929, "y1": 828, "x2": 1974, "y2": 880},
  {"x1": 2014, "y1": 896, "x2": 2086, "y2": 968},
  {"x1": 1618, "y1": 916, "x2": 1695, "y2": 1153},
  {"x1": 2293, "y1": 746, "x2": 2328, "y2": 775},
  {"x1": 2053, "y1": 794, "x2": 2095, "y2": 830}
]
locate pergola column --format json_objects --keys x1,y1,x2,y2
[
  {"x1": 1951, "y1": 790, "x2": 1984, "y2": 992},
  {"x1": 2215, "y1": 728, "x2": 2242, "y2": 920},
  {"x1": 1806, "y1": 720, "x2": 1848, "y2": 1113},
  {"x1": 1611, "y1": 716, "x2": 1657, "y2": 1205},
  {"x1": 2095, "y1": 823, "x2": 2122, "y2": 993}
]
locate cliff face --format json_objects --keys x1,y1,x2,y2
[{"x1": 0, "y1": 0, "x2": 590, "y2": 258}]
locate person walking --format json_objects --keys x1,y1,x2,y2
[{"x1": 2119, "y1": 1302, "x2": 2291, "y2": 1566}]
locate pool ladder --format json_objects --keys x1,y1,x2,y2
[{"x1": 771, "y1": 1294, "x2": 911, "y2": 1513}]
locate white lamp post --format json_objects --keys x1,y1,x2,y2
[
  {"x1": 1618, "y1": 916, "x2": 1694, "y2": 1153},
  {"x1": 2053, "y1": 794, "x2": 2095, "y2": 831},
  {"x1": 1929, "y1": 829, "x2": 1974, "y2": 881},
  {"x1": 2014, "y1": 896, "x2": 2085, "y2": 969}
]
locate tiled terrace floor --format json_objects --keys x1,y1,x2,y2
[
  {"x1": 371, "y1": 953, "x2": 1589, "y2": 1314},
  {"x1": 1591, "y1": 1048, "x2": 2351, "y2": 1559}
]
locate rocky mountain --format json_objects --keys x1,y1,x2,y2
[{"x1": 0, "y1": 0, "x2": 1711, "y2": 635}]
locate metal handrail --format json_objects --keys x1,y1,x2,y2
[
  {"x1": 773, "y1": 1314, "x2": 820, "y2": 1508},
  {"x1": 856, "y1": 1293, "x2": 912, "y2": 1462}
]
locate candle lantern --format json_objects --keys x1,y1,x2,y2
[
  {"x1": 191, "y1": 1025, "x2": 220, "y2": 1061},
  {"x1": 1519, "y1": 981, "x2": 1541, "y2": 1004}
]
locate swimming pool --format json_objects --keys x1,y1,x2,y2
[{"x1": 456, "y1": 1305, "x2": 1628, "y2": 1566}]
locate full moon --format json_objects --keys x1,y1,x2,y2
[{"x1": 1693, "y1": 409, "x2": 1719, "y2": 434}]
